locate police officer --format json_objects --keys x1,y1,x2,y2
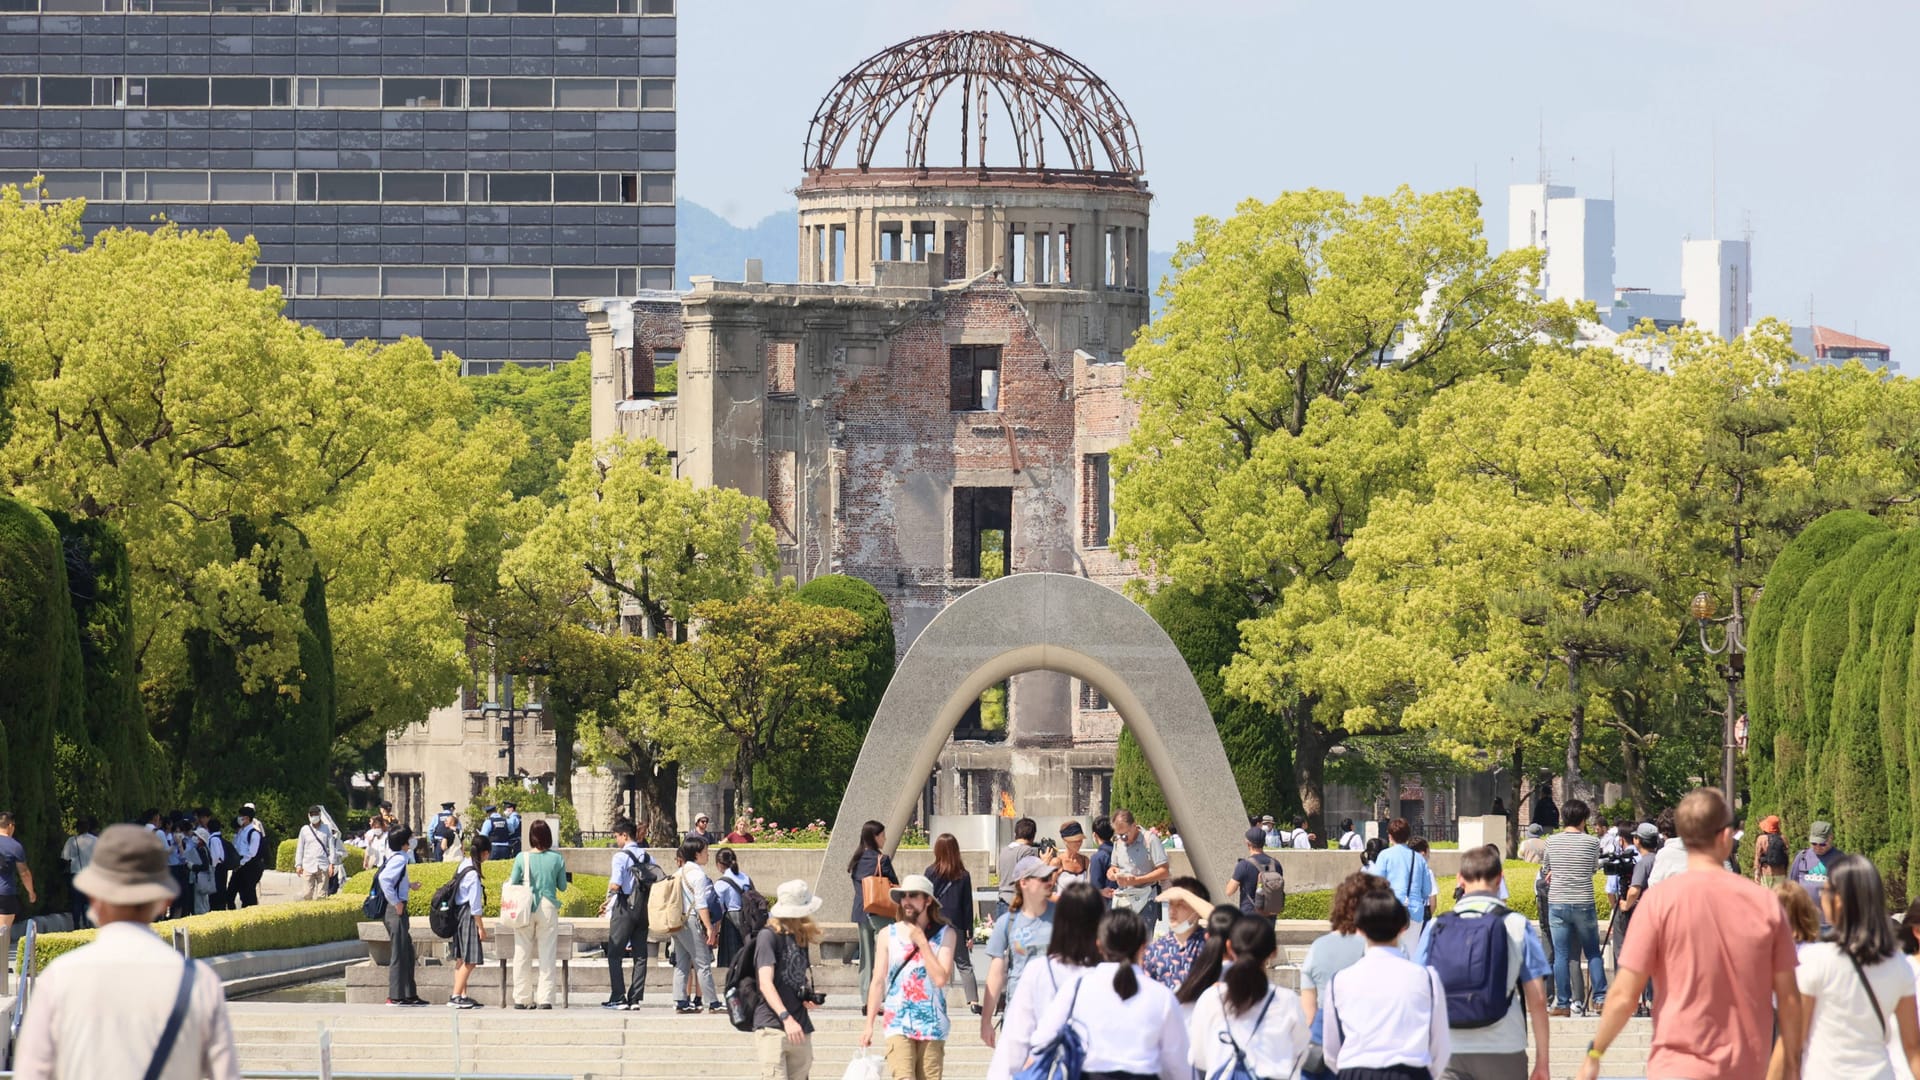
[
  {"x1": 504, "y1": 802, "x2": 523, "y2": 857},
  {"x1": 483, "y1": 805, "x2": 511, "y2": 861},
  {"x1": 431, "y1": 801, "x2": 460, "y2": 861}
]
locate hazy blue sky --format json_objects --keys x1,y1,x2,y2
[{"x1": 681, "y1": 1, "x2": 1916, "y2": 353}]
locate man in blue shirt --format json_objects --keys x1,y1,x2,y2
[
  {"x1": 0, "y1": 812, "x2": 37, "y2": 941},
  {"x1": 602, "y1": 818, "x2": 658, "y2": 1009},
  {"x1": 503, "y1": 803, "x2": 523, "y2": 856},
  {"x1": 1368, "y1": 817, "x2": 1431, "y2": 944},
  {"x1": 1414, "y1": 845, "x2": 1552, "y2": 1080}
]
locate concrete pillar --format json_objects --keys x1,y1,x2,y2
[{"x1": 584, "y1": 301, "x2": 618, "y2": 442}]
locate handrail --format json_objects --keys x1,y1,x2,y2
[{"x1": 4, "y1": 922, "x2": 37, "y2": 1069}]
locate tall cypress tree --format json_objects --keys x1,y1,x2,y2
[
  {"x1": 0, "y1": 497, "x2": 77, "y2": 906},
  {"x1": 1793, "y1": 531, "x2": 1897, "y2": 824},
  {"x1": 1826, "y1": 539, "x2": 1903, "y2": 862}
]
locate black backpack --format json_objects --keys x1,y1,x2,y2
[
  {"x1": 429, "y1": 865, "x2": 477, "y2": 939},
  {"x1": 215, "y1": 833, "x2": 240, "y2": 874},
  {"x1": 724, "y1": 926, "x2": 767, "y2": 1031}
]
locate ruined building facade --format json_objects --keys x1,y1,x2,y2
[{"x1": 583, "y1": 31, "x2": 1154, "y2": 820}]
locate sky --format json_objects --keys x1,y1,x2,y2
[{"x1": 680, "y1": 1, "x2": 1919, "y2": 354}]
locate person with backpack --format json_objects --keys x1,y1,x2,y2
[
  {"x1": 1412, "y1": 845, "x2": 1550, "y2": 1080},
  {"x1": 713, "y1": 848, "x2": 754, "y2": 966},
  {"x1": 1323, "y1": 884, "x2": 1452, "y2": 1078},
  {"x1": 602, "y1": 818, "x2": 660, "y2": 1010},
  {"x1": 987, "y1": 881, "x2": 1103, "y2": 1080},
  {"x1": 1369, "y1": 818, "x2": 1432, "y2": 947},
  {"x1": 1188, "y1": 915, "x2": 1310, "y2": 1080},
  {"x1": 752, "y1": 879, "x2": 825, "y2": 1080},
  {"x1": 667, "y1": 838, "x2": 722, "y2": 1014},
  {"x1": 230, "y1": 805, "x2": 265, "y2": 909},
  {"x1": 1175, "y1": 907, "x2": 1243, "y2": 1014},
  {"x1": 1785, "y1": 854, "x2": 1920, "y2": 1078},
  {"x1": 1227, "y1": 826, "x2": 1288, "y2": 919},
  {"x1": 445, "y1": 835, "x2": 489, "y2": 1009},
  {"x1": 1753, "y1": 814, "x2": 1790, "y2": 889},
  {"x1": 1028, "y1": 906, "x2": 1191, "y2": 1079},
  {"x1": 1339, "y1": 819, "x2": 1366, "y2": 852},
  {"x1": 377, "y1": 827, "x2": 427, "y2": 1007}
]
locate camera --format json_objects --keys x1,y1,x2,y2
[
  {"x1": 801, "y1": 991, "x2": 827, "y2": 1006},
  {"x1": 1599, "y1": 849, "x2": 1638, "y2": 878}
]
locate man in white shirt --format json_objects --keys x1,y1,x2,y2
[
  {"x1": 15, "y1": 824, "x2": 240, "y2": 1080},
  {"x1": 1261, "y1": 815, "x2": 1284, "y2": 850},
  {"x1": 1647, "y1": 809, "x2": 1688, "y2": 887},
  {"x1": 230, "y1": 805, "x2": 265, "y2": 909},
  {"x1": 1291, "y1": 817, "x2": 1314, "y2": 850},
  {"x1": 61, "y1": 818, "x2": 97, "y2": 928},
  {"x1": 294, "y1": 806, "x2": 334, "y2": 901},
  {"x1": 1108, "y1": 809, "x2": 1170, "y2": 934}
]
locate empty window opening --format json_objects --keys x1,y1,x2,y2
[
  {"x1": 626, "y1": 348, "x2": 653, "y2": 399},
  {"x1": 955, "y1": 767, "x2": 1011, "y2": 808},
  {"x1": 1034, "y1": 230, "x2": 1052, "y2": 284},
  {"x1": 1058, "y1": 228, "x2": 1072, "y2": 284},
  {"x1": 814, "y1": 226, "x2": 829, "y2": 282},
  {"x1": 1105, "y1": 227, "x2": 1121, "y2": 288},
  {"x1": 945, "y1": 226, "x2": 966, "y2": 281},
  {"x1": 1084, "y1": 453, "x2": 1113, "y2": 547},
  {"x1": 766, "y1": 341, "x2": 797, "y2": 396},
  {"x1": 831, "y1": 225, "x2": 847, "y2": 282},
  {"x1": 880, "y1": 225, "x2": 903, "y2": 262},
  {"x1": 1009, "y1": 231, "x2": 1027, "y2": 284},
  {"x1": 949, "y1": 345, "x2": 1002, "y2": 412},
  {"x1": 952, "y1": 485, "x2": 1012, "y2": 580},
  {"x1": 1078, "y1": 680, "x2": 1110, "y2": 711},
  {"x1": 1071, "y1": 768, "x2": 1113, "y2": 817}
]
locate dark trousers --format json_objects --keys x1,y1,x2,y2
[
  {"x1": 168, "y1": 866, "x2": 191, "y2": 919},
  {"x1": 385, "y1": 902, "x2": 417, "y2": 1001},
  {"x1": 211, "y1": 865, "x2": 231, "y2": 911},
  {"x1": 67, "y1": 885, "x2": 88, "y2": 928},
  {"x1": 607, "y1": 917, "x2": 649, "y2": 1004},
  {"x1": 1338, "y1": 1068, "x2": 1432, "y2": 1080},
  {"x1": 234, "y1": 861, "x2": 263, "y2": 908}
]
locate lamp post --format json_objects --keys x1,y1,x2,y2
[
  {"x1": 483, "y1": 666, "x2": 520, "y2": 785},
  {"x1": 1693, "y1": 589, "x2": 1745, "y2": 804}
]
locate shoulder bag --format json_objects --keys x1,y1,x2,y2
[
  {"x1": 499, "y1": 854, "x2": 536, "y2": 930},
  {"x1": 1846, "y1": 950, "x2": 1890, "y2": 1039},
  {"x1": 861, "y1": 855, "x2": 896, "y2": 919},
  {"x1": 142, "y1": 957, "x2": 199, "y2": 1080}
]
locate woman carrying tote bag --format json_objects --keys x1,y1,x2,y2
[
  {"x1": 505, "y1": 819, "x2": 570, "y2": 1009},
  {"x1": 847, "y1": 820, "x2": 897, "y2": 1009}
]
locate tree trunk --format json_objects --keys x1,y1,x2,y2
[
  {"x1": 1621, "y1": 734, "x2": 1648, "y2": 819},
  {"x1": 1565, "y1": 653, "x2": 1589, "y2": 802},
  {"x1": 552, "y1": 703, "x2": 575, "y2": 805},
  {"x1": 643, "y1": 760, "x2": 680, "y2": 847},
  {"x1": 733, "y1": 739, "x2": 756, "y2": 820},
  {"x1": 1292, "y1": 703, "x2": 1331, "y2": 822},
  {"x1": 1508, "y1": 745, "x2": 1523, "y2": 857}
]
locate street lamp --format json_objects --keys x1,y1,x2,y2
[{"x1": 1693, "y1": 590, "x2": 1746, "y2": 804}]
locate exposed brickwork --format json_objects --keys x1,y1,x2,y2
[
  {"x1": 628, "y1": 300, "x2": 686, "y2": 399},
  {"x1": 766, "y1": 341, "x2": 797, "y2": 395}
]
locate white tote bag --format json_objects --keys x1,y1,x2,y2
[
  {"x1": 840, "y1": 1051, "x2": 886, "y2": 1080},
  {"x1": 499, "y1": 856, "x2": 536, "y2": 930}
]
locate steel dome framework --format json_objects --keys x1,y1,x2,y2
[{"x1": 803, "y1": 30, "x2": 1144, "y2": 178}]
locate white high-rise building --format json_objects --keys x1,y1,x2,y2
[
  {"x1": 1681, "y1": 239, "x2": 1752, "y2": 341},
  {"x1": 1508, "y1": 183, "x2": 1574, "y2": 270},
  {"x1": 1544, "y1": 195, "x2": 1615, "y2": 306}
]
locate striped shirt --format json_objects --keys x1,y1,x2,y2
[{"x1": 1540, "y1": 830, "x2": 1601, "y2": 905}]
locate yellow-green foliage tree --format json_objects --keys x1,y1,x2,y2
[{"x1": 1114, "y1": 186, "x2": 1575, "y2": 817}]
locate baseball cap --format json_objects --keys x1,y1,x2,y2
[
  {"x1": 1634, "y1": 822, "x2": 1659, "y2": 843},
  {"x1": 1809, "y1": 821, "x2": 1833, "y2": 845},
  {"x1": 1012, "y1": 855, "x2": 1058, "y2": 883},
  {"x1": 1245, "y1": 826, "x2": 1269, "y2": 846}
]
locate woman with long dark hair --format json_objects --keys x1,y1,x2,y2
[
  {"x1": 1027, "y1": 907, "x2": 1189, "y2": 1079},
  {"x1": 928, "y1": 833, "x2": 980, "y2": 1012},
  {"x1": 1174, "y1": 906, "x2": 1242, "y2": 1012},
  {"x1": 847, "y1": 819, "x2": 896, "y2": 1006},
  {"x1": 714, "y1": 847, "x2": 752, "y2": 967},
  {"x1": 987, "y1": 882, "x2": 1104, "y2": 1080},
  {"x1": 1188, "y1": 915, "x2": 1309, "y2": 1078},
  {"x1": 1790, "y1": 854, "x2": 1920, "y2": 1079}
]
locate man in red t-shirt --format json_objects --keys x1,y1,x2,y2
[{"x1": 1577, "y1": 788, "x2": 1804, "y2": 1080}]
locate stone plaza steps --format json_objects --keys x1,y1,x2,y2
[{"x1": 228, "y1": 1002, "x2": 1654, "y2": 1079}]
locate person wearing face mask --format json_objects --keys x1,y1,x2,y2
[
  {"x1": 1143, "y1": 878, "x2": 1216, "y2": 991},
  {"x1": 294, "y1": 806, "x2": 333, "y2": 902}
]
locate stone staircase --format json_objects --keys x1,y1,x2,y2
[{"x1": 227, "y1": 1002, "x2": 1654, "y2": 1079}]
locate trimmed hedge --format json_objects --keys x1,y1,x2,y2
[
  {"x1": 21, "y1": 897, "x2": 363, "y2": 970},
  {"x1": 1281, "y1": 862, "x2": 1611, "y2": 925},
  {"x1": 340, "y1": 858, "x2": 608, "y2": 918},
  {"x1": 274, "y1": 837, "x2": 365, "y2": 878}
]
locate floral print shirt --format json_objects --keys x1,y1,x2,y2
[
  {"x1": 1142, "y1": 929, "x2": 1206, "y2": 990},
  {"x1": 882, "y1": 921, "x2": 952, "y2": 1041}
]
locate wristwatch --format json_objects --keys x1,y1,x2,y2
[
  {"x1": 1586, "y1": 1040, "x2": 1604, "y2": 1061},
  {"x1": 776, "y1": 1010, "x2": 792, "y2": 1022}
]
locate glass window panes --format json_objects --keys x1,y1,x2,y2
[
  {"x1": 639, "y1": 266, "x2": 673, "y2": 291},
  {"x1": 552, "y1": 173, "x2": 597, "y2": 203},
  {"x1": 316, "y1": 266, "x2": 378, "y2": 296},
  {"x1": 553, "y1": 267, "x2": 617, "y2": 296},
  {"x1": 315, "y1": 78, "x2": 379, "y2": 108},
  {"x1": 211, "y1": 172, "x2": 290, "y2": 201},
  {"x1": 39, "y1": 171, "x2": 103, "y2": 200},
  {"x1": 640, "y1": 79, "x2": 673, "y2": 110},
  {"x1": 382, "y1": 79, "x2": 443, "y2": 108},
  {"x1": 487, "y1": 173, "x2": 550, "y2": 202},
  {"x1": 315, "y1": 172, "x2": 379, "y2": 201},
  {"x1": 489, "y1": 267, "x2": 551, "y2": 298},
  {"x1": 484, "y1": 79, "x2": 552, "y2": 108},
  {"x1": 147, "y1": 78, "x2": 211, "y2": 108},
  {"x1": 382, "y1": 173, "x2": 450, "y2": 202},
  {"x1": 39, "y1": 78, "x2": 92, "y2": 107},
  {"x1": 382, "y1": 267, "x2": 450, "y2": 297},
  {"x1": 0, "y1": 78, "x2": 35, "y2": 108},
  {"x1": 147, "y1": 172, "x2": 208, "y2": 201},
  {"x1": 211, "y1": 78, "x2": 277, "y2": 108},
  {"x1": 554, "y1": 78, "x2": 618, "y2": 108},
  {"x1": 639, "y1": 174, "x2": 672, "y2": 205},
  {"x1": 641, "y1": 0, "x2": 670, "y2": 11}
]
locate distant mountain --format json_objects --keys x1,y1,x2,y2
[{"x1": 676, "y1": 199, "x2": 1173, "y2": 316}]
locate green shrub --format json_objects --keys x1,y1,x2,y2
[
  {"x1": 273, "y1": 837, "x2": 364, "y2": 878},
  {"x1": 1280, "y1": 862, "x2": 1608, "y2": 926},
  {"x1": 462, "y1": 783, "x2": 582, "y2": 848},
  {"x1": 341, "y1": 858, "x2": 607, "y2": 918},
  {"x1": 23, "y1": 897, "x2": 363, "y2": 970}
]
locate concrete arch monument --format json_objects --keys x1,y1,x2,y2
[{"x1": 816, "y1": 572, "x2": 1251, "y2": 918}]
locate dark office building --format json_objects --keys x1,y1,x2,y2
[{"x1": 0, "y1": 0, "x2": 674, "y2": 371}]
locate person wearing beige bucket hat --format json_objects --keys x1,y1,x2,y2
[
  {"x1": 752, "y1": 880, "x2": 826, "y2": 1079},
  {"x1": 862, "y1": 873, "x2": 957, "y2": 1079},
  {"x1": 15, "y1": 824, "x2": 240, "y2": 1079}
]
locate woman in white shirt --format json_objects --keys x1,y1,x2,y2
[
  {"x1": 1028, "y1": 906, "x2": 1189, "y2": 1080},
  {"x1": 363, "y1": 816, "x2": 388, "y2": 872},
  {"x1": 1794, "y1": 855, "x2": 1920, "y2": 1080},
  {"x1": 1323, "y1": 885, "x2": 1450, "y2": 1078},
  {"x1": 1188, "y1": 914, "x2": 1309, "y2": 1079},
  {"x1": 986, "y1": 882, "x2": 1103, "y2": 1080}
]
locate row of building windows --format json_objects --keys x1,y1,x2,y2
[
  {"x1": 0, "y1": 76, "x2": 673, "y2": 111},
  {"x1": 1, "y1": 0, "x2": 669, "y2": 13},
  {"x1": 5, "y1": 170, "x2": 671, "y2": 205},
  {"x1": 251, "y1": 262, "x2": 670, "y2": 297}
]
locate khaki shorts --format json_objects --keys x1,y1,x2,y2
[
  {"x1": 884, "y1": 1036, "x2": 944, "y2": 1080},
  {"x1": 753, "y1": 1027, "x2": 813, "y2": 1080}
]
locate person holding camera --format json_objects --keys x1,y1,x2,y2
[{"x1": 756, "y1": 879, "x2": 826, "y2": 1080}]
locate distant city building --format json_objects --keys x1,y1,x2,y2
[
  {"x1": 1809, "y1": 325, "x2": 1893, "y2": 369},
  {"x1": 0, "y1": 0, "x2": 676, "y2": 371}
]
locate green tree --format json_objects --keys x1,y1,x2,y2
[
  {"x1": 636, "y1": 593, "x2": 861, "y2": 813},
  {"x1": 464, "y1": 355, "x2": 590, "y2": 503},
  {"x1": 0, "y1": 496, "x2": 75, "y2": 899},
  {"x1": 1113, "y1": 584, "x2": 1291, "y2": 826},
  {"x1": 1115, "y1": 186, "x2": 1572, "y2": 817}
]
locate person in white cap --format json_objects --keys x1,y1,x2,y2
[
  {"x1": 861, "y1": 873, "x2": 957, "y2": 1080},
  {"x1": 756, "y1": 879, "x2": 825, "y2": 1080},
  {"x1": 14, "y1": 823, "x2": 240, "y2": 1080}
]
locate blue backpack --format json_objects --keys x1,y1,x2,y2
[
  {"x1": 1205, "y1": 987, "x2": 1276, "y2": 1080},
  {"x1": 1424, "y1": 901, "x2": 1517, "y2": 1029},
  {"x1": 1014, "y1": 978, "x2": 1086, "y2": 1080}
]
